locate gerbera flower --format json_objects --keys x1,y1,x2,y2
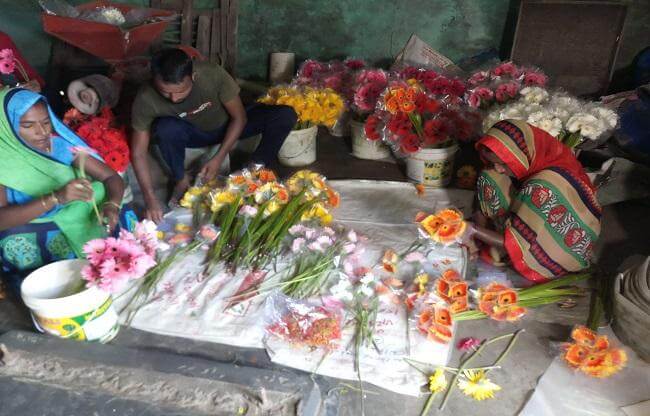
[
  {"x1": 428, "y1": 368, "x2": 447, "y2": 393},
  {"x1": 458, "y1": 370, "x2": 501, "y2": 400},
  {"x1": 363, "y1": 114, "x2": 382, "y2": 141}
]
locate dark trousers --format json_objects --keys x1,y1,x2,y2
[{"x1": 153, "y1": 104, "x2": 297, "y2": 181}]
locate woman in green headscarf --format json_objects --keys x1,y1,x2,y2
[{"x1": 0, "y1": 88, "x2": 132, "y2": 293}]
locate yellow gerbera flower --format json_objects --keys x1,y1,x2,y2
[
  {"x1": 457, "y1": 370, "x2": 501, "y2": 401},
  {"x1": 209, "y1": 190, "x2": 237, "y2": 213},
  {"x1": 428, "y1": 368, "x2": 447, "y2": 393},
  {"x1": 179, "y1": 186, "x2": 209, "y2": 209},
  {"x1": 301, "y1": 203, "x2": 332, "y2": 225}
]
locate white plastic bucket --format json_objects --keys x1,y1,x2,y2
[
  {"x1": 328, "y1": 111, "x2": 351, "y2": 137},
  {"x1": 21, "y1": 259, "x2": 119, "y2": 343},
  {"x1": 278, "y1": 125, "x2": 318, "y2": 167},
  {"x1": 406, "y1": 144, "x2": 459, "y2": 187},
  {"x1": 350, "y1": 120, "x2": 391, "y2": 160}
]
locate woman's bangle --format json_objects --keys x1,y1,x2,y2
[
  {"x1": 40, "y1": 193, "x2": 59, "y2": 209},
  {"x1": 102, "y1": 201, "x2": 121, "y2": 210}
]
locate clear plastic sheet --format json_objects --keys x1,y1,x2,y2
[
  {"x1": 112, "y1": 181, "x2": 473, "y2": 394},
  {"x1": 520, "y1": 328, "x2": 650, "y2": 416}
]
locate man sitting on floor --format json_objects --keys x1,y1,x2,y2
[{"x1": 130, "y1": 48, "x2": 297, "y2": 222}]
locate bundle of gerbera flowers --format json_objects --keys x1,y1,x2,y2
[
  {"x1": 293, "y1": 58, "x2": 366, "y2": 104},
  {"x1": 416, "y1": 208, "x2": 468, "y2": 245},
  {"x1": 454, "y1": 273, "x2": 589, "y2": 321},
  {"x1": 465, "y1": 61, "x2": 548, "y2": 110},
  {"x1": 363, "y1": 80, "x2": 479, "y2": 154},
  {"x1": 180, "y1": 167, "x2": 340, "y2": 273},
  {"x1": 394, "y1": 65, "x2": 467, "y2": 104},
  {"x1": 350, "y1": 68, "x2": 389, "y2": 119},
  {"x1": 258, "y1": 85, "x2": 345, "y2": 129},
  {"x1": 562, "y1": 326, "x2": 627, "y2": 378},
  {"x1": 81, "y1": 220, "x2": 158, "y2": 293},
  {"x1": 63, "y1": 107, "x2": 130, "y2": 173}
]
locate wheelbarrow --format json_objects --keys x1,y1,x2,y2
[{"x1": 41, "y1": 1, "x2": 175, "y2": 63}]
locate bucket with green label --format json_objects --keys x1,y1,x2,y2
[{"x1": 21, "y1": 259, "x2": 119, "y2": 343}]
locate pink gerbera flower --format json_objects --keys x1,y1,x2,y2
[
  {"x1": 457, "y1": 337, "x2": 482, "y2": 352},
  {"x1": 0, "y1": 59, "x2": 15, "y2": 75}
]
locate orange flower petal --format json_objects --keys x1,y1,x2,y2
[
  {"x1": 441, "y1": 269, "x2": 461, "y2": 281},
  {"x1": 415, "y1": 183, "x2": 425, "y2": 197},
  {"x1": 420, "y1": 214, "x2": 443, "y2": 237},
  {"x1": 564, "y1": 344, "x2": 589, "y2": 367},
  {"x1": 449, "y1": 297, "x2": 468, "y2": 314},
  {"x1": 434, "y1": 305, "x2": 452, "y2": 326},
  {"x1": 428, "y1": 324, "x2": 453, "y2": 344},
  {"x1": 497, "y1": 289, "x2": 518, "y2": 306},
  {"x1": 571, "y1": 326, "x2": 597, "y2": 346},
  {"x1": 449, "y1": 281, "x2": 468, "y2": 298}
]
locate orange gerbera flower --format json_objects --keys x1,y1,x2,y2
[
  {"x1": 433, "y1": 209, "x2": 467, "y2": 243},
  {"x1": 417, "y1": 304, "x2": 453, "y2": 344},
  {"x1": 562, "y1": 326, "x2": 627, "y2": 378},
  {"x1": 382, "y1": 249, "x2": 399, "y2": 273},
  {"x1": 434, "y1": 268, "x2": 468, "y2": 312},
  {"x1": 386, "y1": 97, "x2": 400, "y2": 114},
  {"x1": 257, "y1": 169, "x2": 277, "y2": 183},
  {"x1": 420, "y1": 214, "x2": 443, "y2": 237},
  {"x1": 400, "y1": 100, "x2": 416, "y2": 113},
  {"x1": 478, "y1": 283, "x2": 527, "y2": 321},
  {"x1": 405, "y1": 87, "x2": 417, "y2": 102},
  {"x1": 417, "y1": 209, "x2": 467, "y2": 244},
  {"x1": 326, "y1": 188, "x2": 340, "y2": 207}
]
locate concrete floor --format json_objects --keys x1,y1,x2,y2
[{"x1": 1, "y1": 131, "x2": 649, "y2": 415}]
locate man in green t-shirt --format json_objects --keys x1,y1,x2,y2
[{"x1": 130, "y1": 48, "x2": 297, "y2": 222}]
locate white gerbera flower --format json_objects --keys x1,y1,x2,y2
[
  {"x1": 590, "y1": 106, "x2": 618, "y2": 129},
  {"x1": 520, "y1": 86, "x2": 549, "y2": 104}
]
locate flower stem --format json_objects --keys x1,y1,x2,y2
[
  {"x1": 420, "y1": 392, "x2": 437, "y2": 416},
  {"x1": 438, "y1": 331, "x2": 522, "y2": 410},
  {"x1": 77, "y1": 152, "x2": 104, "y2": 231}
]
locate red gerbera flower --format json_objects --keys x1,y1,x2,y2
[
  {"x1": 364, "y1": 114, "x2": 382, "y2": 141},
  {"x1": 103, "y1": 150, "x2": 128, "y2": 173},
  {"x1": 400, "y1": 133, "x2": 420, "y2": 154},
  {"x1": 387, "y1": 113, "x2": 412, "y2": 136}
]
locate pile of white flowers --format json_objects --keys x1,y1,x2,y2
[
  {"x1": 482, "y1": 86, "x2": 618, "y2": 148},
  {"x1": 96, "y1": 6, "x2": 126, "y2": 26}
]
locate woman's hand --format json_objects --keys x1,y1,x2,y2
[
  {"x1": 102, "y1": 203, "x2": 120, "y2": 233},
  {"x1": 55, "y1": 178, "x2": 94, "y2": 204}
]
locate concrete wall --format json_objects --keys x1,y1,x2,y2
[{"x1": 1, "y1": 0, "x2": 648, "y2": 81}]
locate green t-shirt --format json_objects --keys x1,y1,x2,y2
[{"x1": 131, "y1": 62, "x2": 240, "y2": 132}]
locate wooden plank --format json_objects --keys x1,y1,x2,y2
[
  {"x1": 180, "y1": 0, "x2": 194, "y2": 46},
  {"x1": 226, "y1": 0, "x2": 238, "y2": 75},
  {"x1": 210, "y1": 7, "x2": 221, "y2": 64},
  {"x1": 220, "y1": 0, "x2": 228, "y2": 68},
  {"x1": 196, "y1": 15, "x2": 211, "y2": 57}
]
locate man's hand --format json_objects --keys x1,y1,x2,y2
[
  {"x1": 199, "y1": 157, "x2": 222, "y2": 182},
  {"x1": 144, "y1": 195, "x2": 164, "y2": 223}
]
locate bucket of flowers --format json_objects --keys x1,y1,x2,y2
[
  {"x1": 364, "y1": 80, "x2": 479, "y2": 187},
  {"x1": 349, "y1": 68, "x2": 392, "y2": 160},
  {"x1": 258, "y1": 85, "x2": 345, "y2": 166}
]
